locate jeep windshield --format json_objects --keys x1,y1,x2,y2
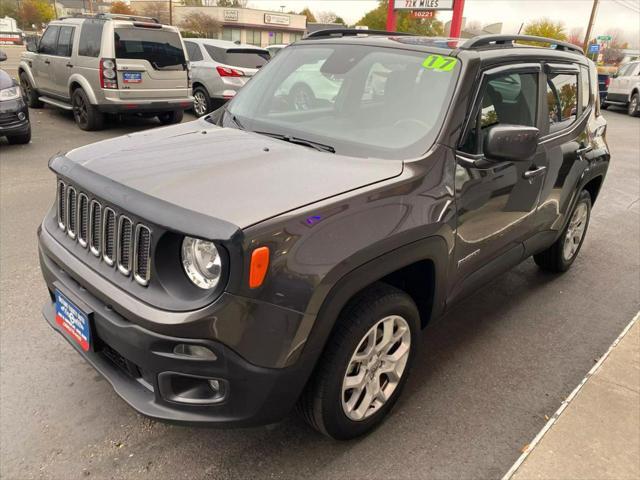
[
  {"x1": 222, "y1": 44, "x2": 460, "y2": 159},
  {"x1": 114, "y1": 28, "x2": 186, "y2": 70}
]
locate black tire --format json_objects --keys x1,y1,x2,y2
[
  {"x1": 628, "y1": 93, "x2": 639, "y2": 117},
  {"x1": 534, "y1": 190, "x2": 592, "y2": 273},
  {"x1": 72, "y1": 88, "x2": 104, "y2": 131},
  {"x1": 158, "y1": 110, "x2": 183, "y2": 125},
  {"x1": 192, "y1": 86, "x2": 211, "y2": 118},
  {"x1": 7, "y1": 128, "x2": 31, "y2": 145},
  {"x1": 298, "y1": 282, "x2": 420, "y2": 440},
  {"x1": 600, "y1": 100, "x2": 609, "y2": 110},
  {"x1": 19, "y1": 73, "x2": 43, "y2": 108}
]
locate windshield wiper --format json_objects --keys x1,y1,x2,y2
[{"x1": 255, "y1": 131, "x2": 335, "y2": 153}]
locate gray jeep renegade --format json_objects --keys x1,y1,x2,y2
[{"x1": 38, "y1": 31, "x2": 610, "y2": 439}]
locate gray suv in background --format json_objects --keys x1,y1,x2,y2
[
  {"x1": 19, "y1": 13, "x2": 193, "y2": 130},
  {"x1": 184, "y1": 38, "x2": 269, "y2": 117}
]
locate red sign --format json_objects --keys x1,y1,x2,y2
[{"x1": 410, "y1": 10, "x2": 435, "y2": 18}]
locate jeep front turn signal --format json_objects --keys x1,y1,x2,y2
[{"x1": 249, "y1": 247, "x2": 270, "y2": 289}]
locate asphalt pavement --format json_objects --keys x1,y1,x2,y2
[{"x1": 1, "y1": 96, "x2": 639, "y2": 478}]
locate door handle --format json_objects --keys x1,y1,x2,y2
[
  {"x1": 576, "y1": 145, "x2": 593, "y2": 156},
  {"x1": 523, "y1": 166, "x2": 547, "y2": 180},
  {"x1": 66, "y1": 63, "x2": 73, "y2": 68},
  {"x1": 44, "y1": 59, "x2": 51, "y2": 65}
]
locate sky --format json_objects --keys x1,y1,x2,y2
[{"x1": 247, "y1": 0, "x2": 640, "y2": 46}]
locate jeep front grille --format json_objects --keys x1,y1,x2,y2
[{"x1": 56, "y1": 180, "x2": 152, "y2": 286}]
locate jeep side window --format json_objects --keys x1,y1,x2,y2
[
  {"x1": 57, "y1": 26, "x2": 75, "y2": 57},
  {"x1": 461, "y1": 72, "x2": 538, "y2": 154},
  {"x1": 546, "y1": 73, "x2": 578, "y2": 133},
  {"x1": 78, "y1": 20, "x2": 104, "y2": 58},
  {"x1": 38, "y1": 26, "x2": 59, "y2": 56}
]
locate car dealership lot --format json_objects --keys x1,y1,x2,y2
[{"x1": 0, "y1": 106, "x2": 638, "y2": 478}]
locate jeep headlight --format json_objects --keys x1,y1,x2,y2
[
  {"x1": 0, "y1": 86, "x2": 22, "y2": 101},
  {"x1": 181, "y1": 237, "x2": 222, "y2": 290}
]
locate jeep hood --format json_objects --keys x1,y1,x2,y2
[{"x1": 65, "y1": 119, "x2": 403, "y2": 228}]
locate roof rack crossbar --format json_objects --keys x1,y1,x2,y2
[
  {"x1": 461, "y1": 34, "x2": 583, "y2": 55},
  {"x1": 303, "y1": 29, "x2": 412, "y2": 39}
]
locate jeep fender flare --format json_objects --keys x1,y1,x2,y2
[
  {"x1": 67, "y1": 74, "x2": 99, "y2": 104},
  {"x1": 291, "y1": 235, "x2": 449, "y2": 369}
]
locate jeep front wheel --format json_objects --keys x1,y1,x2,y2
[{"x1": 299, "y1": 283, "x2": 420, "y2": 440}]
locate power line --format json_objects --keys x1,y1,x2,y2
[{"x1": 612, "y1": 0, "x2": 640, "y2": 14}]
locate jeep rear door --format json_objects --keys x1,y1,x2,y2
[
  {"x1": 50, "y1": 25, "x2": 76, "y2": 99},
  {"x1": 113, "y1": 26, "x2": 189, "y2": 100}
]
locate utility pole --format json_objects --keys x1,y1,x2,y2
[
  {"x1": 583, "y1": 0, "x2": 599, "y2": 53},
  {"x1": 169, "y1": 0, "x2": 173, "y2": 25}
]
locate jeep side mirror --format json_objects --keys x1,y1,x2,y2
[
  {"x1": 26, "y1": 40, "x2": 37, "y2": 53},
  {"x1": 484, "y1": 125, "x2": 539, "y2": 162}
]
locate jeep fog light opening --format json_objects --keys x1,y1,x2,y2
[{"x1": 181, "y1": 237, "x2": 222, "y2": 289}]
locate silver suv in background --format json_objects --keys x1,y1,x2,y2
[
  {"x1": 183, "y1": 38, "x2": 269, "y2": 117},
  {"x1": 602, "y1": 60, "x2": 640, "y2": 116},
  {"x1": 19, "y1": 14, "x2": 193, "y2": 130}
]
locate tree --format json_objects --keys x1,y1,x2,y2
[
  {"x1": 299, "y1": 7, "x2": 316, "y2": 23},
  {"x1": 356, "y1": 1, "x2": 443, "y2": 36},
  {"x1": 180, "y1": 12, "x2": 220, "y2": 38},
  {"x1": 334, "y1": 16, "x2": 346, "y2": 25},
  {"x1": 183, "y1": 0, "x2": 204, "y2": 5},
  {"x1": 216, "y1": 0, "x2": 248, "y2": 7},
  {"x1": 110, "y1": 1, "x2": 134, "y2": 15},
  {"x1": 139, "y1": 1, "x2": 169, "y2": 24},
  {"x1": 0, "y1": 0, "x2": 18, "y2": 22},
  {"x1": 316, "y1": 11, "x2": 337, "y2": 24},
  {"x1": 16, "y1": 0, "x2": 55, "y2": 30},
  {"x1": 522, "y1": 18, "x2": 567, "y2": 42},
  {"x1": 567, "y1": 27, "x2": 584, "y2": 47}
]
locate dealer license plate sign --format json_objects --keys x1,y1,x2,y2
[
  {"x1": 123, "y1": 72, "x2": 142, "y2": 83},
  {"x1": 55, "y1": 290, "x2": 91, "y2": 351}
]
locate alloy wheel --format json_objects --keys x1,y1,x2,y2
[
  {"x1": 193, "y1": 91, "x2": 208, "y2": 116},
  {"x1": 562, "y1": 201, "x2": 588, "y2": 261},
  {"x1": 73, "y1": 94, "x2": 87, "y2": 127},
  {"x1": 629, "y1": 96, "x2": 638, "y2": 116},
  {"x1": 341, "y1": 315, "x2": 411, "y2": 421},
  {"x1": 20, "y1": 78, "x2": 31, "y2": 102}
]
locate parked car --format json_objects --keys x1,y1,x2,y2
[
  {"x1": 597, "y1": 72, "x2": 610, "y2": 104},
  {"x1": 266, "y1": 44, "x2": 288, "y2": 57},
  {"x1": 39, "y1": 32, "x2": 609, "y2": 440},
  {"x1": 183, "y1": 38, "x2": 269, "y2": 117},
  {"x1": 602, "y1": 60, "x2": 640, "y2": 116},
  {"x1": 0, "y1": 51, "x2": 31, "y2": 144},
  {"x1": 19, "y1": 13, "x2": 193, "y2": 131}
]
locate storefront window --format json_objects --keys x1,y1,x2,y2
[
  {"x1": 268, "y1": 31, "x2": 283, "y2": 45},
  {"x1": 246, "y1": 30, "x2": 262, "y2": 46},
  {"x1": 290, "y1": 33, "x2": 303, "y2": 43},
  {"x1": 222, "y1": 28, "x2": 241, "y2": 43}
]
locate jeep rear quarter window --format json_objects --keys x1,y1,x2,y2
[
  {"x1": 547, "y1": 73, "x2": 578, "y2": 133},
  {"x1": 114, "y1": 28, "x2": 186, "y2": 70},
  {"x1": 78, "y1": 20, "x2": 104, "y2": 57}
]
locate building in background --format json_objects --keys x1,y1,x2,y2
[{"x1": 127, "y1": 4, "x2": 306, "y2": 47}]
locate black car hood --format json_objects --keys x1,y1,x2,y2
[{"x1": 65, "y1": 119, "x2": 403, "y2": 229}]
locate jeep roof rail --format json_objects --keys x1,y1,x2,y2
[
  {"x1": 58, "y1": 13, "x2": 160, "y2": 24},
  {"x1": 461, "y1": 34, "x2": 584, "y2": 55},
  {"x1": 303, "y1": 29, "x2": 412, "y2": 39}
]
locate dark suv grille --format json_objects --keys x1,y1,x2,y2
[{"x1": 56, "y1": 179, "x2": 152, "y2": 286}]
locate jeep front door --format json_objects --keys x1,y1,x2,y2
[{"x1": 452, "y1": 65, "x2": 545, "y2": 301}]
